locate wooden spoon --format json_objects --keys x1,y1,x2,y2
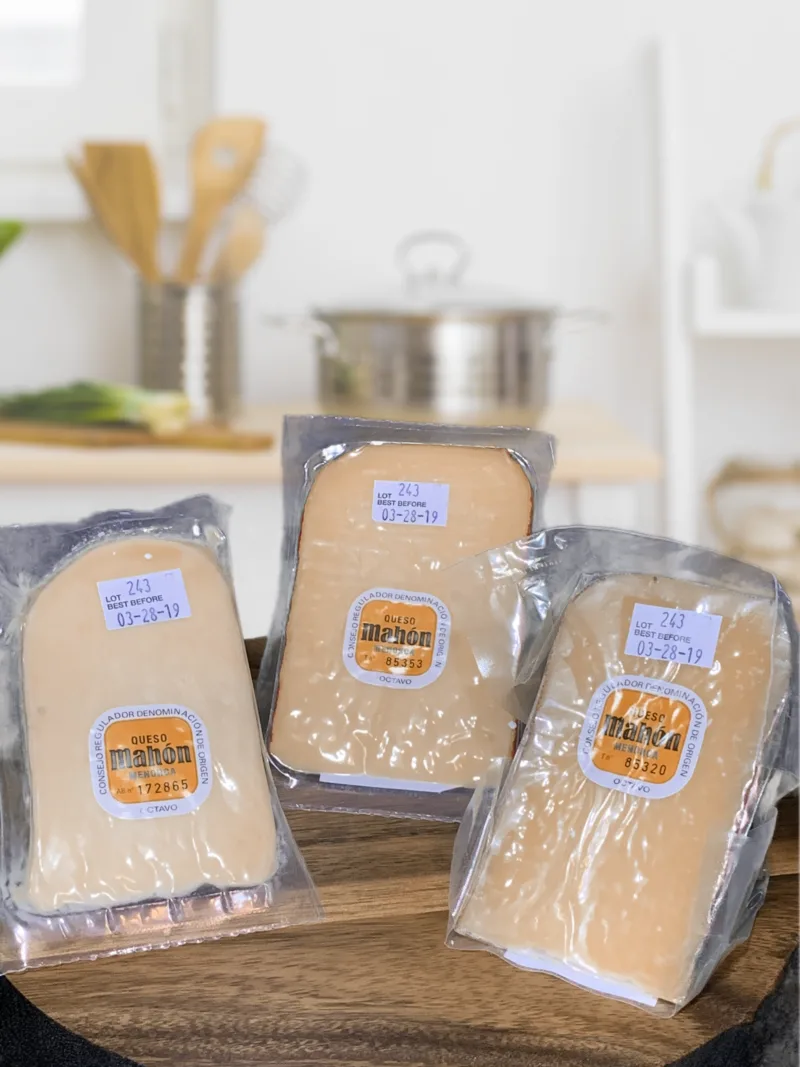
[
  {"x1": 175, "y1": 117, "x2": 266, "y2": 285},
  {"x1": 210, "y1": 202, "x2": 265, "y2": 283},
  {"x1": 69, "y1": 150, "x2": 157, "y2": 278},
  {"x1": 68, "y1": 152, "x2": 124, "y2": 255},
  {"x1": 79, "y1": 143, "x2": 161, "y2": 281}
]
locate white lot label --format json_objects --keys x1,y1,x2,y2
[
  {"x1": 372, "y1": 480, "x2": 449, "y2": 527},
  {"x1": 97, "y1": 569, "x2": 192, "y2": 631},
  {"x1": 625, "y1": 602, "x2": 722, "y2": 669}
]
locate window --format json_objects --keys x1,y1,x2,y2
[
  {"x1": 0, "y1": 0, "x2": 85, "y2": 87},
  {"x1": 0, "y1": 0, "x2": 213, "y2": 215}
]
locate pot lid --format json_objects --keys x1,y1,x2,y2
[{"x1": 317, "y1": 231, "x2": 555, "y2": 317}]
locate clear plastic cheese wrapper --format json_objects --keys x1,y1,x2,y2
[
  {"x1": 0, "y1": 496, "x2": 320, "y2": 974},
  {"x1": 445, "y1": 527, "x2": 798, "y2": 1013},
  {"x1": 257, "y1": 415, "x2": 554, "y2": 820}
]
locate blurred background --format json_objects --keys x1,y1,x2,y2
[{"x1": 0, "y1": 0, "x2": 798, "y2": 635}]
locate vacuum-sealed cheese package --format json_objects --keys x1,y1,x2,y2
[
  {"x1": 445, "y1": 527, "x2": 798, "y2": 1013},
  {"x1": 257, "y1": 415, "x2": 554, "y2": 819},
  {"x1": 0, "y1": 496, "x2": 320, "y2": 973}
]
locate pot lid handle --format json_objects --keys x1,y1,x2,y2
[{"x1": 395, "y1": 230, "x2": 470, "y2": 292}]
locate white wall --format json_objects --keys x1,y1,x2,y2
[
  {"x1": 220, "y1": 0, "x2": 662, "y2": 418},
  {"x1": 0, "y1": 0, "x2": 213, "y2": 393},
  {"x1": 217, "y1": 0, "x2": 800, "y2": 538},
  {"x1": 0, "y1": 1, "x2": 797, "y2": 541},
  {"x1": 0, "y1": 225, "x2": 136, "y2": 391}
]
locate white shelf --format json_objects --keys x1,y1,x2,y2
[{"x1": 692, "y1": 256, "x2": 800, "y2": 340}]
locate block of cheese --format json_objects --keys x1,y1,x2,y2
[
  {"x1": 270, "y1": 443, "x2": 534, "y2": 788},
  {"x1": 455, "y1": 573, "x2": 783, "y2": 1006},
  {"x1": 17, "y1": 537, "x2": 277, "y2": 914}
]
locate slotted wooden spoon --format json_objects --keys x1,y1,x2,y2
[{"x1": 175, "y1": 117, "x2": 266, "y2": 284}]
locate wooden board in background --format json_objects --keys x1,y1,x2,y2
[{"x1": 0, "y1": 419, "x2": 273, "y2": 451}]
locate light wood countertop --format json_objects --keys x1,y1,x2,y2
[{"x1": 0, "y1": 402, "x2": 661, "y2": 487}]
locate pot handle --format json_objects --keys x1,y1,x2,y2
[
  {"x1": 395, "y1": 230, "x2": 470, "y2": 290},
  {"x1": 262, "y1": 314, "x2": 339, "y2": 357},
  {"x1": 756, "y1": 116, "x2": 800, "y2": 191}
]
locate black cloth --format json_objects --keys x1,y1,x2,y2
[
  {"x1": 0, "y1": 978, "x2": 140, "y2": 1067},
  {"x1": 670, "y1": 948, "x2": 798, "y2": 1067},
  {"x1": 0, "y1": 948, "x2": 797, "y2": 1067}
]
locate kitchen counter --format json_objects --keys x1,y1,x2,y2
[
  {"x1": 8, "y1": 639, "x2": 797, "y2": 1067},
  {"x1": 0, "y1": 400, "x2": 661, "y2": 639},
  {"x1": 0, "y1": 401, "x2": 661, "y2": 486}
]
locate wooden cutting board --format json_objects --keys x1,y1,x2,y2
[
  {"x1": 12, "y1": 801, "x2": 798, "y2": 1067},
  {"x1": 0, "y1": 420, "x2": 274, "y2": 451},
  {"x1": 7, "y1": 638, "x2": 797, "y2": 1067}
]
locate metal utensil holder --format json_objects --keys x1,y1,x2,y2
[{"x1": 138, "y1": 282, "x2": 240, "y2": 423}]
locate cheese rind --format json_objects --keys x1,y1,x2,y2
[
  {"x1": 18, "y1": 537, "x2": 277, "y2": 914},
  {"x1": 454, "y1": 573, "x2": 782, "y2": 1006},
  {"x1": 269, "y1": 443, "x2": 534, "y2": 789}
]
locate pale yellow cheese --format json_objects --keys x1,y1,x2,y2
[
  {"x1": 270, "y1": 444, "x2": 534, "y2": 788},
  {"x1": 455, "y1": 574, "x2": 781, "y2": 1005},
  {"x1": 18, "y1": 537, "x2": 277, "y2": 914}
]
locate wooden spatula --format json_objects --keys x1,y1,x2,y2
[
  {"x1": 175, "y1": 117, "x2": 266, "y2": 285},
  {"x1": 68, "y1": 152, "x2": 129, "y2": 262},
  {"x1": 80, "y1": 143, "x2": 161, "y2": 281},
  {"x1": 210, "y1": 202, "x2": 265, "y2": 283}
]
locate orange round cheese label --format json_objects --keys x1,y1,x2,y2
[
  {"x1": 90, "y1": 705, "x2": 212, "y2": 819},
  {"x1": 578, "y1": 675, "x2": 707, "y2": 799},
  {"x1": 343, "y1": 588, "x2": 450, "y2": 689}
]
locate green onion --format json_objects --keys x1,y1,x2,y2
[
  {"x1": 0, "y1": 381, "x2": 191, "y2": 436},
  {"x1": 0, "y1": 220, "x2": 23, "y2": 259}
]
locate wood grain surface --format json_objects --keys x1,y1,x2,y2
[
  {"x1": 11, "y1": 875, "x2": 798, "y2": 1067},
  {"x1": 8, "y1": 638, "x2": 797, "y2": 1066},
  {"x1": 0, "y1": 419, "x2": 273, "y2": 451}
]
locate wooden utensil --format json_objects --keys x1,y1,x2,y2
[
  {"x1": 70, "y1": 150, "x2": 152, "y2": 276},
  {"x1": 210, "y1": 202, "x2": 265, "y2": 283},
  {"x1": 79, "y1": 143, "x2": 161, "y2": 281},
  {"x1": 68, "y1": 153, "x2": 133, "y2": 262},
  {"x1": 175, "y1": 117, "x2": 266, "y2": 284}
]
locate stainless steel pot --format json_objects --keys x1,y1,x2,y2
[{"x1": 313, "y1": 231, "x2": 560, "y2": 420}]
